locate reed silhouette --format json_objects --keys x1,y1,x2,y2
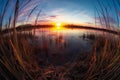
[{"x1": 0, "y1": 0, "x2": 120, "y2": 80}]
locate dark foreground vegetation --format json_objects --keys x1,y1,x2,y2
[
  {"x1": 1, "y1": 31, "x2": 120, "y2": 80},
  {"x1": 1, "y1": 0, "x2": 120, "y2": 80}
]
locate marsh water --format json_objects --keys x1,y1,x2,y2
[{"x1": 28, "y1": 27, "x2": 117, "y2": 65}]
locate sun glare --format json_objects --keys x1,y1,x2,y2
[
  {"x1": 56, "y1": 22, "x2": 61, "y2": 26},
  {"x1": 56, "y1": 22, "x2": 62, "y2": 29},
  {"x1": 52, "y1": 22, "x2": 65, "y2": 30}
]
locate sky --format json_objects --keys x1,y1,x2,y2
[
  {"x1": 38, "y1": 0, "x2": 95, "y2": 26},
  {"x1": 0, "y1": 0, "x2": 119, "y2": 27}
]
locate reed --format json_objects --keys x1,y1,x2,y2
[
  {"x1": 0, "y1": 0, "x2": 41, "y2": 80},
  {"x1": 0, "y1": 0, "x2": 120, "y2": 80}
]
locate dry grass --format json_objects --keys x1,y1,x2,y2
[{"x1": 0, "y1": 0, "x2": 120, "y2": 80}]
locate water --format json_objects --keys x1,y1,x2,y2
[
  {"x1": 28, "y1": 27, "x2": 118, "y2": 65},
  {"x1": 35, "y1": 28, "x2": 93, "y2": 52}
]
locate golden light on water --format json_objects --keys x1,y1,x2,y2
[{"x1": 51, "y1": 22, "x2": 66, "y2": 31}]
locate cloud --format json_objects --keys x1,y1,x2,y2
[
  {"x1": 38, "y1": 19, "x2": 51, "y2": 22},
  {"x1": 85, "y1": 22, "x2": 93, "y2": 24},
  {"x1": 18, "y1": 0, "x2": 43, "y2": 18},
  {"x1": 96, "y1": 16, "x2": 117, "y2": 24},
  {"x1": 50, "y1": 8, "x2": 64, "y2": 14},
  {"x1": 49, "y1": 15, "x2": 57, "y2": 18}
]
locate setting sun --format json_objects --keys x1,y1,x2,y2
[
  {"x1": 56, "y1": 22, "x2": 62, "y2": 29},
  {"x1": 56, "y1": 22, "x2": 61, "y2": 27},
  {"x1": 52, "y1": 22, "x2": 65, "y2": 30}
]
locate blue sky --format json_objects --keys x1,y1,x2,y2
[
  {"x1": 35, "y1": 0, "x2": 96, "y2": 26},
  {"x1": 0, "y1": 0, "x2": 119, "y2": 27}
]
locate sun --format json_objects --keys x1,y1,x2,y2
[
  {"x1": 56, "y1": 22, "x2": 61, "y2": 29},
  {"x1": 52, "y1": 22, "x2": 65, "y2": 30},
  {"x1": 56, "y1": 22, "x2": 61, "y2": 27}
]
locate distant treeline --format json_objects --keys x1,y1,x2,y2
[
  {"x1": 2, "y1": 24, "x2": 53, "y2": 34},
  {"x1": 2, "y1": 24, "x2": 120, "y2": 35},
  {"x1": 65, "y1": 25, "x2": 120, "y2": 35}
]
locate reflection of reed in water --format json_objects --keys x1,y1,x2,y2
[
  {"x1": 41, "y1": 34, "x2": 66, "y2": 52},
  {"x1": 55, "y1": 35, "x2": 66, "y2": 50}
]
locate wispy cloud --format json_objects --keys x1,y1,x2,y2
[
  {"x1": 17, "y1": 0, "x2": 95, "y2": 26},
  {"x1": 96, "y1": 16, "x2": 117, "y2": 24}
]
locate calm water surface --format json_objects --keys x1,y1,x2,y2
[
  {"x1": 35, "y1": 28, "x2": 93, "y2": 53},
  {"x1": 29, "y1": 27, "x2": 117, "y2": 65}
]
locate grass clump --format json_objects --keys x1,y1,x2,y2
[{"x1": 1, "y1": 0, "x2": 120, "y2": 80}]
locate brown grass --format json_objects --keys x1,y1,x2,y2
[{"x1": 0, "y1": 0, "x2": 120, "y2": 80}]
